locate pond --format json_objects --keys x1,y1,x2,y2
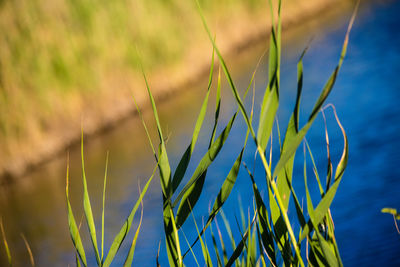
[{"x1": 0, "y1": 0, "x2": 399, "y2": 266}]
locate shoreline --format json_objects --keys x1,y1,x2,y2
[{"x1": 0, "y1": 0, "x2": 357, "y2": 183}]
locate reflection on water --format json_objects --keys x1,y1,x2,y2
[{"x1": 1, "y1": 0, "x2": 400, "y2": 265}]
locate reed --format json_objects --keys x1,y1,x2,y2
[
  {"x1": 136, "y1": 0, "x2": 359, "y2": 266},
  {"x1": 65, "y1": 0, "x2": 359, "y2": 265}
]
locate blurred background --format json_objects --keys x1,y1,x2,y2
[{"x1": 1, "y1": 0, "x2": 400, "y2": 266}]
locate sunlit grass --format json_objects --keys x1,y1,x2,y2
[{"x1": 133, "y1": 0, "x2": 359, "y2": 266}]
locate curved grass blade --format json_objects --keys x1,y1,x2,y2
[
  {"x1": 66, "y1": 158, "x2": 87, "y2": 267},
  {"x1": 103, "y1": 164, "x2": 157, "y2": 266},
  {"x1": 300, "y1": 105, "x2": 348, "y2": 242},
  {"x1": 21, "y1": 234, "x2": 35, "y2": 266},
  {"x1": 0, "y1": 218, "x2": 12, "y2": 267},
  {"x1": 80, "y1": 134, "x2": 101, "y2": 266},
  {"x1": 272, "y1": 1, "x2": 359, "y2": 179}
]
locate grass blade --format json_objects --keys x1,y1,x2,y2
[
  {"x1": 0, "y1": 218, "x2": 12, "y2": 267},
  {"x1": 123, "y1": 195, "x2": 144, "y2": 267},
  {"x1": 273, "y1": 1, "x2": 358, "y2": 179},
  {"x1": 21, "y1": 234, "x2": 35, "y2": 267},
  {"x1": 173, "y1": 112, "x2": 237, "y2": 208},
  {"x1": 103, "y1": 164, "x2": 157, "y2": 266},
  {"x1": 225, "y1": 212, "x2": 256, "y2": 267},
  {"x1": 172, "y1": 48, "x2": 215, "y2": 192},
  {"x1": 257, "y1": 0, "x2": 281, "y2": 152},
  {"x1": 66, "y1": 157, "x2": 87, "y2": 267},
  {"x1": 182, "y1": 148, "x2": 245, "y2": 255},
  {"x1": 101, "y1": 151, "x2": 109, "y2": 263},
  {"x1": 244, "y1": 163, "x2": 277, "y2": 266},
  {"x1": 80, "y1": 134, "x2": 101, "y2": 266},
  {"x1": 300, "y1": 105, "x2": 348, "y2": 242}
]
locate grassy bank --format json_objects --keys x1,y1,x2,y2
[{"x1": 0, "y1": 0, "x2": 353, "y2": 180}]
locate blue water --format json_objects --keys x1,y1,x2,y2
[{"x1": 0, "y1": 0, "x2": 399, "y2": 266}]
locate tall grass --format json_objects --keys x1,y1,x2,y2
[
  {"x1": 65, "y1": 0, "x2": 359, "y2": 265},
  {"x1": 65, "y1": 134, "x2": 157, "y2": 266},
  {"x1": 134, "y1": 0, "x2": 359, "y2": 266}
]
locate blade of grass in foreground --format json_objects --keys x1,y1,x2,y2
[
  {"x1": 0, "y1": 218, "x2": 12, "y2": 267},
  {"x1": 272, "y1": 1, "x2": 358, "y2": 179},
  {"x1": 300, "y1": 105, "x2": 348, "y2": 242},
  {"x1": 303, "y1": 146, "x2": 339, "y2": 267},
  {"x1": 103, "y1": 163, "x2": 158, "y2": 266},
  {"x1": 80, "y1": 133, "x2": 101, "y2": 266},
  {"x1": 244, "y1": 163, "x2": 277, "y2": 266},
  {"x1": 123, "y1": 191, "x2": 144, "y2": 267},
  {"x1": 101, "y1": 151, "x2": 109, "y2": 263},
  {"x1": 66, "y1": 157, "x2": 87, "y2": 267},
  {"x1": 21, "y1": 234, "x2": 35, "y2": 267},
  {"x1": 257, "y1": 0, "x2": 281, "y2": 153}
]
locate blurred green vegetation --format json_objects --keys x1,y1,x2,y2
[{"x1": 0, "y1": 0, "x2": 266, "y2": 161}]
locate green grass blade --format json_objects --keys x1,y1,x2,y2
[
  {"x1": 214, "y1": 217, "x2": 228, "y2": 265},
  {"x1": 0, "y1": 218, "x2": 12, "y2": 267},
  {"x1": 273, "y1": 2, "x2": 358, "y2": 179},
  {"x1": 305, "y1": 141, "x2": 324, "y2": 196},
  {"x1": 225, "y1": 213, "x2": 256, "y2": 267},
  {"x1": 181, "y1": 148, "x2": 244, "y2": 255},
  {"x1": 210, "y1": 223, "x2": 223, "y2": 267},
  {"x1": 65, "y1": 159, "x2": 87, "y2": 267},
  {"x1": 257, "y1": 0, "x2": 281, "y2": 152},
  {"x1": 173, "y1": 112, "x2": 237, "y2": 208},
  {"x1": 276, "y1": 46, "x2": 308, "y2": 211},
  {"x1": 141, "y1": 68, "x2": 172, "y2": 199},
  {"x1": 174, "y1": 57, "x2": 256, "y2": 215},
  {"x1": 172, "y1": 48, "x2": 215, "y2": 192},
  {"x1": 181, "y1": 230, "x2": 201, "y2": 267},
  {"x1": 195, "y1": 0, "x2": 256, "y2": 141},
  {"x1": 169, "y1": 209, "x2": 183, "y2": 267},
  {"x1": 101, "y1": 151, "x2": 109, "y2": 263},
  {"x1": 189, "y1": 207, "x2": 212, "y2": 267},
  {"x1": 123, "y1": 188, "x2": 144, "y2": 267},
  {"x1": 80, "y1": 134, "x2": 101, "y2": 266},
  {"x1": 244, "y1": 164, "x2": 277, "y2": 266},
  {"x1": 300, "y1": 106, "x2": 348, "y2": 242},
  {"x1": 103, "y1": 164, "x2": 157, "y2": 266},
  {"x1": 303, "y1": 149, "x2": 339, "y2": 267},
  {"x1": 131, "y1": 93, "x2": 156, "y2": 158}
]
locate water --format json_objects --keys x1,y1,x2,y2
[{"x1": 1, "y1": 0, "x2": 400, "y2": 265}]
